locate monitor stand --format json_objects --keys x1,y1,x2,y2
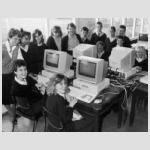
[
  {"x1": 41, "y1": 69, "x2": 74, "y2": 79},
  {"x1": 73, "y1": 78, "x2": 110, "y2": 95}
]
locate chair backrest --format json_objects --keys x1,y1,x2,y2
[
  {"x1": 43, "y1": 107, "x2": 64, "y2": 130},
  {"x1": 13, "y1": 96, "x2": 30, "y2": 109}
]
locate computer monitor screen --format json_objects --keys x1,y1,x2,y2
[
  {"x1": 76, "y1": 56, "x2": 107, "y2": 84},
  {"x1": 43, "y1": 49, "x2": 72, "y2": 73},
  {"x1": 139, "y1": 33, "x2": 148, "y2": 42},
  {"x1": 79, "y1": 60, "x2": 96, "y2": 78},
  {"x1": 46, "y1": 53, "x2": 59, "y2": 68}
]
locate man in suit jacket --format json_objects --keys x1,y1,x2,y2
[
  {"x1": 80, "y1": 27, "x2": 91, "y2": 44},
  {"x1": 119, "y1": 25, "x2": 131, "y2": 48}
]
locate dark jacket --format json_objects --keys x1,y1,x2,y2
[
  {"x1": 46, "y1": 94, "x2": 94, "y2": 132},
  {"x1": 105, "y1": 37, "x2": 117, "y2": 55},
  {"x1": 20, "y1": 43, "x2": 38, "y2": 74},
  {"x1": 91, "y1": 32, "x2": 107, "y2": 45},
  {"x1": 31, "y1": 43, "x2": 47, "y2": 73},
  {"x1": 123, "y1": 36, "x2": 131, "y2": 48},
  {"x1": 81, "y1": 38, "x2": 91, "y2": 44},
  {"x1": 46, "y1": 36, "x2": 62, "y2": 50},
  {"x1": 134, "y1": 58, "x2": 148, "y2": 72},
  {"x1": 97, "y1": 51, "x2": 110, "y2": 62},
  {"x1": 62, "y1": 34, "x2": 81, "y2": 56},
  {"x1": 46, "y1": 94, "x2": 74, "y2": 131},
  {"x1": 11, "y1": 76, "x2": 43, "y2": 103}
]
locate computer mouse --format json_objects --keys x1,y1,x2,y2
[{"x1": 94, "y1": 99, "x2": 102, "y2": 104}]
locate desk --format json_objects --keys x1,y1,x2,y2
[
  {"x1": 75, "y1": 85, "x2": 124, "y2": 132},
  {"x1": 129, "y1": 83, "x2": 148, "y2": 127}
]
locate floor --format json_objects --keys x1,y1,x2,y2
[{"x1": 2, "y1": 102, "x2": 148, "y2": 132}]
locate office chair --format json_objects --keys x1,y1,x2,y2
[
  {"x1": 43, "y1": 107, "x2": 66, "y2": 132},
  {"x1": 12, "y1": 96, "x2": 43, "y2": 132}
]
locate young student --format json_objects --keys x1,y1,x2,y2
[
  {"x1": 118, "y1": 25, "x2": 131, "y2": 48},
  {"x1": 96, "y1": 41, "x2": 109, "y2": 62},
  {"x1": 62, "y1": 22, "x2": 81, "y2": 56},
  {"x1": 116, "y1": 35, "x2": 124, "y2": 47},
  {"x1": 46, "y1": 74, "x2": 94, "y2": 132},
  {"x1": 46, "y1": 26, "x2": 63, "y2": 51},
  {"x1": 134, "y1": 46, "x2": 148, "y2": 72},
  {"x1": 11, "y1": 59, "x2": 47, "y2": 115},
  {"x1": 32, "y1": 29, "x2": 47, "y2": 73},
  {"x1": 105, "y1": 26, "x2": 117, "y2": 55},
  {"x1": 91, "y1": 21, "x2": 107, "y2": 45},
  {"x1": 80, "y1": 27, "x2": 91, "y2": 44},
  {"x1": 20, "y1": 28, "x2": 38, "y2": 75}
]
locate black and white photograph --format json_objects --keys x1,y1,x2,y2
[
  {"x1": 2, "y1": 18, "x2": 148, "y2": 132},
  {"x1": 1, "y1": 0, "x2": 149, "y2": 150}
]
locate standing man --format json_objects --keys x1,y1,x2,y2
[{"x1": 119, "y1": 25, "x2": 131, "y2": 48}]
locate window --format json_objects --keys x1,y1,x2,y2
[
  {"x1": 9, "y1": 18, "x2": 45, "y2": 41},
  {"x1": 2, "y1": 18, "x2": 8, "y2": 42},
  {"x1": 134, "y1": 18, "x2": 141, "y2": 37},
  {"x1": 112, "y1": 18, "x2": 122, "y2": 35},
  {"x1": 49, "y1": 18, "x2": 73, "y2": 36},
  {"x1": 126, "y1": 18, "x2": 134, "y2": 38},
  {"x1": 99, "y1": 18, "x2": 111, "y2": 36},
  {"x1": 143, "y1": 18, "x2": 148, "y2": 33},
  {"x1": 78, "y1": 18, "x2": 96, "y2": 39}
]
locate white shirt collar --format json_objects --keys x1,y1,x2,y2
[
  {"x1": 15, "y1": 76, "x2": 27, "y2": 85},
  {"x1": 20, "y1": 45, "x2": 29, "y2": 52},
  {"x1": 69, "y1": 34, "x2": 76, "y2": 39},
  {"x1": 96, "y1": 31, "x2": 103, "y2": 37},
  {"x1": 5, "y1": 40, "x2": 17, "y2": 53},
  {"x1": 98, "y1": 51, "x2": 104, "y2": 58}
]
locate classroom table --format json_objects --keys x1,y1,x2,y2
[
  {"x1": 74, "y1": 85, "x2": 125, "y2": 132},
  {"x1": 129, "y1": 83, "x2": 148, "y2": 127}
]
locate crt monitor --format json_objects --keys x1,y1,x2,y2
[
  {"x1": 76, "y1": 56, "x2": 108, "y2": 84},
  {"x1": 73, "y1": 44, "x2": 97, "y2": 58},
  {"x1": 43, "y1": 49, "x2": 73, "y2": 73},
  {"x1": 138, "y1": 33, "x2": 148, "y2": 42},
  {"x1": 109, "y1": 47, "x2": 135, "y2": 71}
]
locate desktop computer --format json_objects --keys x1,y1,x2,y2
[
  {"x1": 73, "y1": 44, "x2": 97, "y2": 58},
  {"x1": 109, "y1": 47, "x2": 136, "y2": 79},
  {"x1": 68, "y1": 56, "x2": 110, "y2": 103}
]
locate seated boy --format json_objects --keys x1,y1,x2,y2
[
  {"x1": 11, "y1": 59, "x2": 47, "y2": 115},
  {"x1": 116, "y1": 35, "x2": 124, "y2": 47},
  {"x1": 134, "y1": 46, "x2": 148, "y2": 72},
  {"x1": 80, "y1": 27, "x2": 91, "y2": 44}
]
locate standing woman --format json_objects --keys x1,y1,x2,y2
[
  {"x1": 105, "y1": 26, "x2": 117, "y2": 55},
  {"x1": 62, "y1": 22, "x2": 81, "y2": 56},
  {"x1": 91, "y1": 21, "x2": 107, "y2": 45},
  {"x1": 46, "y1": 26, "x2": 63, "y2": 51},
  {"x1": 20, "y1": 28, "x2": 38, "y2": 75},
  {"x1": 32, "y1": 29, "x2": 47, "y2": 73},
  {"x1": 2, "y1": 28, "x2": 23, "y2": 121}
]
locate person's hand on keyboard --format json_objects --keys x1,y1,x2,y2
[{"x1": 66, "y1": 94, "x2": 78, "y2": 107}]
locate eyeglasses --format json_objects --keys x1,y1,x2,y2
[{"x1": 12, "y1": 37, "x2": 21, "y2": 41}]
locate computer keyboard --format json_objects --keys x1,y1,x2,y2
[{"x1": 68, "y1": 86, "x2": 97, "y2": 103}]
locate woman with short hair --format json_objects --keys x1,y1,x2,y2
[
  {"x1": 134, "y1": 46, "x2": 148, "y2": 72},
  {"x1": 62, "y1": 22, "x2": 81, "y2": 56},
  {"x1": 46, "y1": 26, "x2": 63, "y2": 51},
  {"x1": 2, "y1": 28, "x2": 23, "y2": 122},
  {"x1": 32, "y1": 29, "x2": 47, "y2": 73}
]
